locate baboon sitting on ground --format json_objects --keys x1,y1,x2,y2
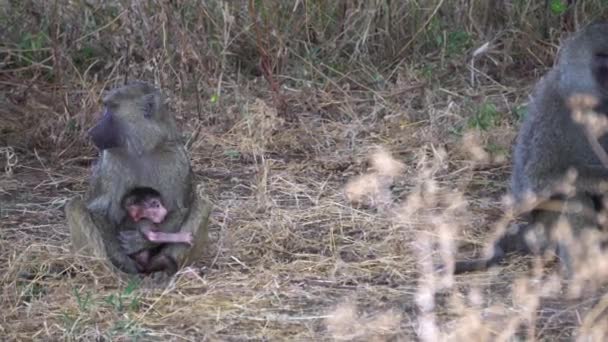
[{"x1": 454, "y1": 22, "x2": 608, "y2": 276}]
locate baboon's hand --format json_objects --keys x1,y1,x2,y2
[{"x1": 118, "y1": 230, "x2": 148, "y2": 255}]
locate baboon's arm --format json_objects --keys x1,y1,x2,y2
[
  {"x1": 161, "y1": 194, "x2": 212, "y2": 269},
  {"x1": 66, "y1": 198, "x2": 141, "y2": 273}
]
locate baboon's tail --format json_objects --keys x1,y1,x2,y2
[{"x1": 453, "y1": 249, "x2": 505, "y2": 274}]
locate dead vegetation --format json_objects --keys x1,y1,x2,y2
[{"x1": 2, "y1": 1, "x2": 608, "y2": 340}]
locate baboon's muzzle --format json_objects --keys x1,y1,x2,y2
[{"x1": 89, "y1": 109, "x2": 121, "y2": 150}]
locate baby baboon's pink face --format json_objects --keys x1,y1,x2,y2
[{"x1": 127, "y1": 196, "x2": 168, "y2": 224}]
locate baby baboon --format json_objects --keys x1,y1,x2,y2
[
  {"x1": 454, "y1": 22, "x2": 608, "y2": 275},
  {"x1": 66, "y1": 81, "x2": 211, "y2": 275},
  {"x1": 124, "y1": 188, "x2": 168, "y2": 224},
  {"x1": 119, "y1": 188, "x2": 193, "y2": 274}
]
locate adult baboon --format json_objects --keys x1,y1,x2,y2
[
  {"x1": 65, "y1": 81, "x2": 211, "y2": 275},
  {"x1": 454, "y1": 22, "x2": 608, "y2": 275}
]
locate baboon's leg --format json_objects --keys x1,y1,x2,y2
[
  {"x1": 162, "y1": 194, "x2": 212, "y2": 269},
  {"x1": 552, "y1": 194, "x2": 599, "y2": 279},
  {"x1": 453, "y1": 195, "x2": 599, "y2": 275},
  {"x1": 66, "y1": 198, "x2": 107, "y2": 258},
  {"x1": 145, "y1": 254, "x2": 178, "y2": 275},
  {"x1": 65, "y1": 198, "x2": 140, "y2": 273},
  {"x1": 511, "y1": 194, "x2": 600, "y2": 279},
  {"x1": 453, "y1": 222, "x2": 533, "y2": 274}
]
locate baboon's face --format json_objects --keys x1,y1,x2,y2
[
  {"x1": 557, "y1": 22, "x2": 608, "y2": 109},
  {"x1": 88, "y1": 82, "x2": 178, "y2": 154},
  {"x1": 127, "y1": 194, "x2": 168, "y2": 224},
  {"x1": 578, "y1": 23, "x2": 608, "y2": 93}
]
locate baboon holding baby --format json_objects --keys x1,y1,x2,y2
[
  {"x1": 66, "y1": 81, "x2": 211, "y2": 275},
  {"x1": 454, "y1": 22, "x2": 608, "y2": 275}
]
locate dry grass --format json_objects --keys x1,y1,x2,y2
[{"x1": 2, "y1": 1, "x2": 608, "y2": 341}]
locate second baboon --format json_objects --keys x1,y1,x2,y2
[
  {"x1": 66, "y1": 81, "x2": 211, "y2": 275},
  {"x1": 454, "y1": 22, "x2": 608, "y2": 275}
]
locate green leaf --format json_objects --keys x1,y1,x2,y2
[
  {"x1": 224, "y1": 150, "x2": 241, "y2": 159},
  {"x1": 514, "y1": 105, "x2": 527, "y2": 122},
  {"x1": 446, "y1": 30, "x2": 471, "y2": 56},
  {"x1": 550, "y1": 0, "x2": 567, "y2": 14},
  {"x1": 124, "y1": 278, "x2": 140, "y2": 295},
  {"x1": 468, "y1": 103, "x2": 501, "y2": 131},
  {"x1": 73, "y1": 287, "x2": 92, "y2": 311}
]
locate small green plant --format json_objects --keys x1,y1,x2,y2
[
  {"x1": 73, "y1": 287, "x2": 93, "y2": 312},
  {"x1": 17, "y1": 32, "x2": 51, "y2": 67},
  {"x1": 514, "y1": 105, "x2": 528, "y2": 122},
  {"x1": 486, "y1": 142, "x2": 507, "y2": 155},
  {"x1": 65, "y1": 118, "x2": 81, "y2": 133},
  {"x1": 210, "y1": 94, "x2": 219, "y2": 104},
  {"x1": 445, "y1": 30, "x2": 472, "y2": 56},
  {"x1": 63, "y1": 282, "x2": 148, "y2": 339},
  {"x1": 60, "y1": 310, "x2": 82, "y2": 336},
  {"x1": 425, "y1": 16, "x2": 442, "y2": 49},
  {"x1": 468, "y1": 103, "x2": 501, "y2": 131},
  {"x1": 18, "y1": 281, "x2": 47, "y2": 303},
  {"x1": 72, "y1": 44, "x2": 100, "y2": 71},
  {"x1": 103, "y1": 279, "x2": 142, "y2": 313},
  {"x1": 423, "y1": 16, "x2": 471, "y2": 57},
  {"x1": 224, "y1": 150, "x2": 241, "y2": 159},
  {"x1": 549, "y1": 0, "x2": 568, "y2": 15},
  {"x1": 107, "y1": 318, "x2": 148, "y2": 341},
  {"x1": 102, "y1": 280, "x2": 148, "y2": 340},
  {"x1": 372, "y1": 72, "x2": 385, "y2": 88},
  {"x1": 420, "y1": 63, "x2": 436, "y2": 80}
]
